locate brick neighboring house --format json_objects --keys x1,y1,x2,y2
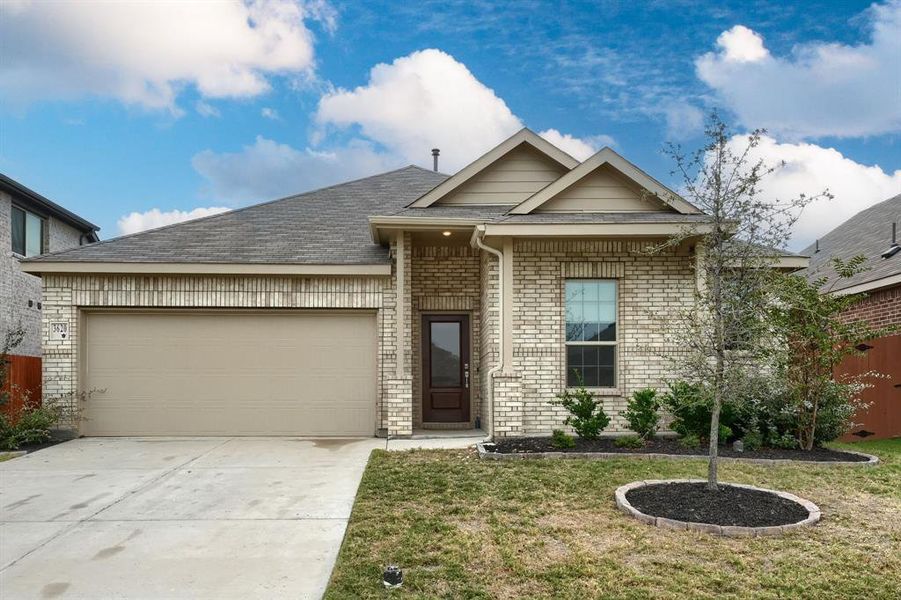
[
  {"x1": 800, "y1": 194, "x2": 901, "y2": 440},
  {"x1": 21, "y1": 129, "x2": 799, "y2": 439},
  {"x1": 1, "y1": 174, "x2": 99, "y2": 415}
]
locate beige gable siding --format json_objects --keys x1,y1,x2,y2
[
  {"x1": 536, "y1": 165, "x2": 673, "y2": 213},
  {"x1": 437, "y1": 145, "x2": 567, "y2": 205}
]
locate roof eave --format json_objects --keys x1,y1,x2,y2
[
  {"x1": 1, "y1": 174, "x2": 100, "y2": 234},
  {"x1": 20, "y1": 261, "x2": 391, "y2": 277}
]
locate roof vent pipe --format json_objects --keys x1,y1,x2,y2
[
  {"x1": 882, "y1": 222, "x2": 900, "y2": 259},
  {"x1": 814, "y1": 239, "x2": 819, "y2": 253},
  {"x1": 431, "y1": 148, "x2": 440, "y2": 172}
]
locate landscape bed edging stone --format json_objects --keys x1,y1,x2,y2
[
  {"x1": 614, "y1": 479, "x2": 821, "y2": 537},
  {"x1": 476, "y1": 442, "x2": 878, "y2": 466}
]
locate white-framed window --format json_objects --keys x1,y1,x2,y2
[
  {"x1": 11, "y1": 205, "x2": 44, "y2": 257},
  {"x1": 565, "y1": 279, "x2": 617, "y2": 387}
]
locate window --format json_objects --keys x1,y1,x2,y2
[
  {"x1": 565, "y1": 280, "x2": 616, "y2": 387},
  {"x1": 10, "y1": 206, "x2": 44, "y2": 257}
]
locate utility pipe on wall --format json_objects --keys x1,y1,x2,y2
[{"x1": 472, "y1": 226, "x2": 503, "y2": 438}]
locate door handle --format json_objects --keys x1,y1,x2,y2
[{"x1": 464, "y1": 363, "x2": 470, "y2": 389}]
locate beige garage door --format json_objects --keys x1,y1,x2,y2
[{"x1": 83, "y1": 311, "x2": 377, "y2": 436}]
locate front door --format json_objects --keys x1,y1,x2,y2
[{"x1": 422, "y1": 314, "x2": 471, "y2": 423}]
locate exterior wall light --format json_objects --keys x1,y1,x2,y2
[{"x1": 442, "y1": 231, "x2": 452, "y2": 237}]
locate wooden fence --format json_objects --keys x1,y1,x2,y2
[
  {"x1": 1, "y1": 355, "x2": 42, "y2": 422},
  {"x1": 839, "y1": 334, "x2": 901, "y2": 441}
]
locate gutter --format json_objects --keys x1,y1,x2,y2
[{"x1": 471, "y1": 225, "x2": 503, "y2": 440}]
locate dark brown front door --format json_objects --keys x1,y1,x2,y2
[{"x1": 422, "y1": 314, "x2": 470, "y2": 423}]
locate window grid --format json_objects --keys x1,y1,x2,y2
[{"x1": 564, "y1": 279, "x2": 617, "y2": 388}]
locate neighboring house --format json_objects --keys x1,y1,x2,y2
[
  {"x1": 799, "y1": 194, "x2": 901, "y2": 440},
  {"x1": 21, "y1": 129, "x2": 797, "y2": 439},
  {"x1": 1, "y1": 174, "x2": 99, "y2": 413}
]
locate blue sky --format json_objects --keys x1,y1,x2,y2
[{"x1": 1, "y1": 0, "x2": 899, "y2": 249}]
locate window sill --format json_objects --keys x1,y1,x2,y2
[{"x1": 567, "y1": 387, "x2": 621, "y2": 396}]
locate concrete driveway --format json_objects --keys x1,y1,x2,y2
[{"x1": 0, "y1": 437, "x2": 386, "y2": 599}]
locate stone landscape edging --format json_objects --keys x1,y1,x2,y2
[
  {"x1": 476, "y1": 442, "x2": 878, "y2": 466},
  {"x1": 614, "y1": 478, "x2": 821, "y2": 537}
]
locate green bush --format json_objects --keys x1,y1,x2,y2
[
  {"x1": 0, "y1": 404, "x2": 60, "y2": 451},
  {"x1": 621, "y1": 388, "x2": 659, "y2": 440},
  {"x1": 551, "y1": 381, "x2": 610, "y2": 440},
  {"x1": 678, "y1": 433, "x2": 701, "y2": 448},
  {"x1": 742, "y1": 428, "x2": 764, "y2": 451},
  {"x1": 614, "y1": 435, "x2": 644, "y2": 449},
  {"x1": 659, "y1": 380, "x2": 747, "y2": 443},
  {"x1": 550, "y1": 429, "x2": 575, "y2": 449}
]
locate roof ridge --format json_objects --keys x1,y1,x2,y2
[{"x1": 26, "y1": 165, "x2": 443, "y2": 262}]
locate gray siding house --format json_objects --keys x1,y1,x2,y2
[{"x1": 21, "y1": 130, "x2": 797, "y2": 439}]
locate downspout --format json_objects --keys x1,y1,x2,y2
[{"x1": 472, "y1": 225, "x2": 503, "y2": 439}]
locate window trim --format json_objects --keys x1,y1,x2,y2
[
  {"x1": 563, "y1": 278, "x2": 619, "y2": 390},
  {"x1": 10, "y1": 204, "x2": 47, "y2": 258}
]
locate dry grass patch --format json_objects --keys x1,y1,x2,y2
[{"x1": 326, "y1": 439, "x2": 901, "y2": 599}]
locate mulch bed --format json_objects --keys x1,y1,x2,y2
[
  {"x1": 9, "y1": 437, "x2": 69, "y2": 454},
  {"x1": 488, "y1": 436, "x2": 869, "y2": 462},
  {"x1": 625, "y1": 482, "x2": 810, "y2": 527}
]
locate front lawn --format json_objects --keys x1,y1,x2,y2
[{"x1": 326, "y1": 439, "x2": 901, "y2": 599}]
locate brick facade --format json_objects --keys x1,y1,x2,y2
[
  {"x1": 505, "y1": 239, "x2": 695, "y2": 437},
  {"x1": 1, "y1": 190, "x2": 86, "y2": 357},
  {"x1": 38, "y1": 235, "x2": 696, "y2": 439},
  {"x1": 840, "y1": 284, "x2": 901, "y2": 330}
]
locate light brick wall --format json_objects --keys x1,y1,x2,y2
[
  {"x1": 508, "y1": 239, "x2": 695, "y2": 436},
  {"x1": 1, "y1": 190, "x2": 87, "y2": 357},
  {"x1": 479, "y1": 250, "x2": 500, "y2": 435},
  {"x1": 840, "y1": 283, "x2": 901, "y2": 330},
  {"x1": 39, "y1": 270, "x2": 417, "y2": 435},
  {"x1": 411, "y1": 244, "x2": 481, "y2": 427}
]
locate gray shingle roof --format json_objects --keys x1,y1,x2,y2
[
  {"x1": 798, "y1": 194, "x2": 901, "y2": 292},
  {"x1": 26, "y1": 166, "x2": 447, "y2": 265},
  {"x1": 386, "y1": 206, "x2": 714, "y2": 224}
]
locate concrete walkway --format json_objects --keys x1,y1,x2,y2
[{"x1": 0, "y1": 435, "x2": 481, "y2": 599}]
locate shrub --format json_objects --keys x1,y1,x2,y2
[
  {"x1": 679, "y1": 433, "x2": 701, "y2": 448},
  {"x1": 659, "y1": 380, "x2": 748, "y2": 444},
  {"x1": 742, "y1": 428, "x2": 764, "y2": 451},
  {"x1": 551, "y1": 382, "x2": 610, "y2": 440},
  {"x1": 550, "y1": 429, "x2": 575, "y2": 449},
  {"x1": 614, "y1": 435, "x2": 644, "y2": 449},
  {"x1": 621, "y1": 388, "x2": 660, "y2": 440},
  {"x1": 0, "y1": 403, "x2": 60, "y2": 451}
]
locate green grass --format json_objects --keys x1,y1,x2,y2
[{"x1": 326, "y1": 439, "x2": 901, "y2": 599}]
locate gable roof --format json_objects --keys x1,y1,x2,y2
[
  {"x1": 23, "y1": 166, "x2": 447, "y2": 271},
  {"x1": 405, "y1": 128, "x2": 580, "y2": 208},
  {"x1": 1, "y1": 173, "x2": 100, "y2": 241},
  {"x1": 798, "y1": 194, "x2": 901, "y2": 294},
  {"x1": 508, "y1": 147, "x2": 701, "y2": 215}
]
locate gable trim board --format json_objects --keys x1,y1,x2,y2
[
  {"x1": 509, "y1": 147, "x2": 701, "y2": 215},
  {"x1": 406, "y1": 129, "x2": 579, "y2": 208}
]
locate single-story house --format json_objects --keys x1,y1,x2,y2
[
  {"x1": 20, "y1": 129, "x2": 796, "y2": 439},
  {"x1": 800, "y1": 194, "x2": 901, "y2": 440},
  {"x1": 2, "y1": 174, "x2": 99, "y2": 416}
]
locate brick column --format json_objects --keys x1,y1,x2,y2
[
  {"x1": 384, "y1": 377, "x2": 413, "y2": 437},
  {"x1": 491, "y1": 371, "x2": 523, "y2": 438}
]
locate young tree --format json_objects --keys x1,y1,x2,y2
[
  {"x1": 769, "y1": 256, "x2": 894, "y2": 450},
  {"x1": 0, "y1": 324, "x2": 26, "y2": 406},
  {"x1": 656, "y1": 113, "x2": 825, "y2": 489}
]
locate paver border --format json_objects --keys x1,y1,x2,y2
[
  {"x1": 476, "y1": 442, "x2": 878, "y2": 466},
  {"x1": 613, "y1": 478, "x2": 821, "y2": 537},
  {"x1": 0, "y1": 451, "x2": 27, "y2": 461}
]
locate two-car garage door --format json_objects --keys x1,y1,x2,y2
[{"x1": 82, "y1": 311, "x2": 377, "y2": 436}]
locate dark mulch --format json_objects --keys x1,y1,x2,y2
[
  {"x1": 626, "y1": 482, "x2": 810, "y2": 527},
  {"x1": 7, "y1": 437, "x2": 69, "y2": 454},
  {"x1": 488, "y1": 436, "x2": 869, "y2": 462}
]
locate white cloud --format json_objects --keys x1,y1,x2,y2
[
  {"x1": 117, "y1": 206, "x2": 231, "y2": 236},
  {"x1": 192, "y1": 135, "x2": 399, "y2": 203},
  {"x1": 0, "y1": 0, "x2": 330, "y2": 111},
  {"x1": 696, "y1": 2, "x2": 901, "y2": 138},
  {"x1": 315, "y1": 49, "x2": 605, "y2": 171},
  {"x1": 728, "y1": 135, "x2": 901, "y2": 250},
  {"x1": 196, "y1": 101, "x2": 221, "y2": 118},
  {"x1": 537, "y1": 129, "x2": 613, "y2": 161},
  {"x1": 714, "y1": 25, "x2": 769, "y2": 63},
  {"x1": 261, "y1": 107, "x2": 280, "y2": 120}
]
